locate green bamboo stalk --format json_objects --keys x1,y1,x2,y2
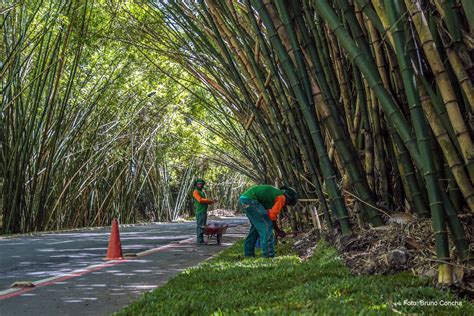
[
  {"x1": 385, "y1": 0, "x2": 451, "y2": 280},
  {"x1": 244, "y1": 6, "x2": 334, "y2": 229},
  {"x1": 417, "y1": 80, "x2": 474, "y2": 212},
  {"x1": 276, "y1": 0, "x2": 382, "y2": 226},
  {"x1": 313, "y1": 0, "x2": 424, "y2": 170},
  {"x1": 405, "y1": 0, "x2": 474, "y2": 183},
  {"x1": 250, "y1": 0, "x2": 352, "y2": 234}
]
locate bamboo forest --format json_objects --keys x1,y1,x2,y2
[{"x1": 1, "y1": 0, "x2": 474, "y2": 314}]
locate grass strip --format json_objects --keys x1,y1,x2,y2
[{"x1": 117, "y1": 240, "x2": 473, "y2": 315}]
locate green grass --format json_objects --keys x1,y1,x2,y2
[{"x1": 117, "y1": 240, "x2": 473, "y2": 315}]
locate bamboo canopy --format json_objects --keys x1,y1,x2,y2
[
  {"x1": 0, "y1": 1, "x2": 249, "y2": 234},
  {"x1": 132, "y1": 0, "x2": 474, "y2": 281},
  {"x1": 2, "y1": 0, "x2": 474, "y2": 283}
]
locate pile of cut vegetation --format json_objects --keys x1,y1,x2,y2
[
  {"x1": 292, "y1": 213, "x2": 474, "y2": 295},
  {"x1": 207, "y1": 209, "x2": 237, "y2": 218},
  {"x1": 331, "y1": 218, "x2": 435, "y2": 275}
]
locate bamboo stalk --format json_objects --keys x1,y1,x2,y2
[
  {"x1": 385, "y1": 0, "x2": 450, "y2": 281},
  {"x1": 405, "y1": 0, "x2": 474, "y2": 182}
]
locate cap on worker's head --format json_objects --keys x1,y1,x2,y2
[
  {"x1": 280, "y1": 186, "x2": 298, "y2": 206},
  {"x1": 195, "y1": 178, "x2": 206, "y2": 186}
]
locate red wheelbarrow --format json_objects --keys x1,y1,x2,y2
[{"x1": 202, "y1": 223, "x2": 229, "y2": 245}]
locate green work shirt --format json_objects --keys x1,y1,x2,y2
[
  {"x1": 241, "y1": 185, "x2": 284, "y2": 210},
  {"x1": 193, "y1": 188, "x2": 209, "y2": 214}
]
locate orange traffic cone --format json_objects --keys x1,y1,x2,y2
[{"x1": 105, "y1": 218, "x2": 123, "y2": 260}]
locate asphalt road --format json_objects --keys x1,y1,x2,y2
[{"x1": 0, "y1": 217, "x2": 248, "y2": 316}]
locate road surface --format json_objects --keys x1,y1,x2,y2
[{"x1": 0, "y1": 217, "x2": 248, "y2": 315}]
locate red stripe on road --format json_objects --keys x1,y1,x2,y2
[
  {"x1": 136, "y1": 237, "x2": 195, "y2": 256},
  {"x1": 0, "y1": 261, "x2": 128, "y2": 300},
  {"x1": 0, "y1": 288, "x2": 34, "y2": 300}
]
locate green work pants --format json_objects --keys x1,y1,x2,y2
[
  {"x1": 239, "y1": 196, "x2": 275, "y2": 258},
  {"x1": 196, "y1": 211, "x2": 207, "y2": 243}
]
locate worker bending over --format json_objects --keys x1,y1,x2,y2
[{"x1": 239, "y1": 185, "x2": 298, "y2": 258}]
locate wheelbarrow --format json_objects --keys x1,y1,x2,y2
[{"x1": 202, "y1": 223, "x2": 229, "y2": 245}]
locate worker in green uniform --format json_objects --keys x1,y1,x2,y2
[
  {"x1": 239, "y1": 184, "x2": 298, "y2": 258},
  {"x1": 192, "y1": 179, "x2": 216, "y2": 244}
]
